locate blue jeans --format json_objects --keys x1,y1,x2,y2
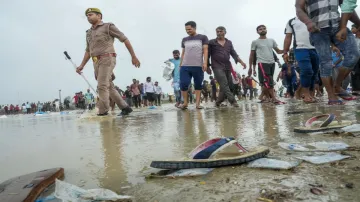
[
  {"x1": 310, "y1": 27, "x2": 360, "y2": 77},
  {"x1": 180, "y1": 66, "x2": 204, "y2": 91},
  {"x1": 173, "y1": 81, "x2": 183, "y2": 103},
  {"x1": 294, "y1": 49, "x2": 319, "y2": 90},
  {"x1": 286, "y1": 74, "x2": 298, "y2": 97}
]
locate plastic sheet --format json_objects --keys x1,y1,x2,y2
[
  {"x1": 166, "y1": 168, "x2": 214, "y2": 177},
  {"x1": 162, "y1": 61, "x2": 175, "y2": 81},
  {"x1": 340, "y1": 124, "x2": 360, "y2": 133},
  {"x1": 278, "y1": 142, "x2": 349, "y2": 152},
  {"x1": 296, "y1": 153, "x2": 350, "y2": 164},
  {"x1": 247, "y1": 158, "x2": 301, "y2": 170},
  {"x1": 54, "y1": 179, "x2": 131, "y2": 202}
]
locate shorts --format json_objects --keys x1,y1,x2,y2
[
  {"x1": 258, "y1": 63, "x2": 275, "y2": 87},
  {"x1": 180, "y1": 66, "x2": 204, "y2": 91},
  {"x1": 146, "y1": 93, "x2": 155, "y2": 102},
  {"x1": 310, "y1": 27, "x2": 360, "y2": 77}
]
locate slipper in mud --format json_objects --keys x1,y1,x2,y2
[
  {"x1": 179, "y1": 104, "x2": 188, "y2": 110},
  {"x1": 294, "y1": 114, "x2": 353, "y2": 133},
  {"x1": 336, "y1": 92, "x2": 357, "y2": 101},
  {"x1": 328, "y1": 100, "x2": 345, "y2": 105},
  {"x1": 196, "y1": 105, "x2": 204, "y2": 109},
  {"x1": 273, "y1": 100, "x2": 286, "y2": 105},
  {"x1": 150, "y1": 137, "x2": 269, "y2": 169}
]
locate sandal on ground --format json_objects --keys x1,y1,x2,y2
[
  {"x1": 335, "y1": 92, "x2": 357, "y2": 101},
  {"x1": 328, "y1": 100, "x2": 345, "y2": 105},
  {"x1": 303, "y1": 97, "x2": 317, "y2": 104},
  {"x1": 179, "y1": 104, "x2": 188, "y2": 110},
  {"x1": 196, "y1": 105, "x2": 204, "y2": 109}
]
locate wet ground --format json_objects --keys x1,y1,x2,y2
[{"x1": 1, "y1": 98, "x2": 360, "y2": 202}]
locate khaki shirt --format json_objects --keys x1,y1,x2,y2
[{"x1": 85, "y1": 22, "x2": 128, "y2": 57}]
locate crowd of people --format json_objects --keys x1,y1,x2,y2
[{"x1": 0, "y1": 101, "x2": 61, "y2": 115}]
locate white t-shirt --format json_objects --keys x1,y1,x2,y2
[
  {"x1": 285, "y1": 17, "x2": 315, "y2": 49},
  {"x1": 144, "y1": 82, "x2": 155, "y2": 93}
]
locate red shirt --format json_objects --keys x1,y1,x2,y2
[{"x1": 74, "y1": 95, "x2": 79, "y2": 103}]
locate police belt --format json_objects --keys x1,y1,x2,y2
[{"x1": 92, "y1": 53, "x2": 117, "y2": 63}]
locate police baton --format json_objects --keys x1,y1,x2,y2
[{"x1": 63, "y1": 51, "x2": 98, "y2": 95}]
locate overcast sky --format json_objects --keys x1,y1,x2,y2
[{"x1": 0, "y1": 0, "x2": 358, "y2": 104}]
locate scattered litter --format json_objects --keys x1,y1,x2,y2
[
  {"x1": 278, "y1": 142, "x2": 309, "y2": 151},
  {"x1": 146, "y1": 168, "x2": 213, "y2": 179},
  {"x1": 247, "y1": 158, "x2": 301, "y2": 170},
  {"x1": 310, "y1": 187, "x2": 323, "y2": 195},
  {"x1": 339, "y1": 124, "x2": 360, "y2": 133},
  {"x1": 296, "y1": 153, "x2": 350, "y2": 164},
  {"x1": 54, "y1": 179, "x2": 131, "y2": 202},
  {"x1": 278, "y1": 142, "x2": 349, "y2": 152},
  {"x1": 308, "y1": 142, "x2": 349, "y2": 151},
  {"x1": 199, "y1": 181, "x2": 206, "y2": 185},
  {"x1": 148, "y1": 106, "x2": 156, "y2": 109}
]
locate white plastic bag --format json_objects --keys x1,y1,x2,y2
[
  {"x1": 296, "y1": 153, "x2": 350, "y2": 164},
  {"x1": 162, "y1": 61, "x2": 175, "y2": 81},
  {"x1": 247, "y1": 158, "x2": 301, "y2": 170},
  {"x1": 54, "y1": 179, "x2": 131, "y2": 202}
]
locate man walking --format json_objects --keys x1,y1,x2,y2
[
  {"x1": 84, "y1": 89, "x2": 95, "y2": 110},
  {"x1": 76, "y1": 8, "x2": 140, "y2": 115},
  {"x1": 154, "y1": 81, "x2": 162, "y2": 106},
  {"x1": 249, "y1": 25, "x2": 283, "y2": 104},
  {"x1": 179, "y1": 21, "x2": 209, "y2": 109},
  {"x1": 169, "y1": 50, "x2": 182, "y2": 107},
  {"x1": 130, "y1": 79, "x2": 141, "y2": 108},
  {"x1": 208, "y1": 26, "x2": 246, "y2": 107},
  {"x1": 296, "y1": 0, "x2": 360, "y2": 104}
]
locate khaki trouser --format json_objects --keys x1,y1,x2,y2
[{"x1": 94, "y1": 57, "x2": 127, "y2": 114}]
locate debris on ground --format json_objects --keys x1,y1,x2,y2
[
  {"x1": 54, "y1": 179, "x2": 132, "y2": 202},
  {"x1": 296, "y1": 153, "x2": 351, "y2": 164},
  {"x1": 247, "y1": 158, "x2": 301, "y2": 170},
  {"x1": 259, "y1": 189, "x2": 293, "y2": 202}
]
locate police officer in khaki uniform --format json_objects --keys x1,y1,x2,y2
[{"x1": 76, "y1": 8, "x2": 140, "y2": 116}]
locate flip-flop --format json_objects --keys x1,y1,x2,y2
[
  {"x1": 179, "y1": 104, "x2": 188, "y2": 110},
  {"x1": 196, "y1": 105, "x2": 204, "y2": 109},
  {"x1": 294, "y1": 114, "x2": 352, "y2": 133},
  {"x1": 352, "y1": 92, "x2": 360, "y2": 96},
  {"x1": 273, "y1": 100, "x2": 286, "y2": 105},
  {"x1": 336, "y1": 92, "x2": 357, "y2": 101},
  {"x1": 328, "y1": 100, "x2": 345, "y2": 105}
]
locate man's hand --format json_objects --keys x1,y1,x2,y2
[
  {"x1": 240, "y1": 61, "x2": 247, "y2": 69},
  {"x1": 202, "y1": 63, "x2": 208, "y2": 72},
  {"x1": 206, "y1": 66, "x2": 212, "y2": 75},
  {"x1": 332, "y1": 45, "x2": 341, "y2": 56},
  {"x1": 76, "y1": 66, "x2": 84, "y2": 75},
  {"x1": 132, "y1": 56, "x2": 140, "y2": 68},
  {"x1": 282, "y1": 53, "x2": 289, "y2": 63},
  {"x1": 336, "y1": 27, "x2": 348, "y2": 42},
  {"x1": 306, "y1": 22, "x2": 320, "y2": 33}
]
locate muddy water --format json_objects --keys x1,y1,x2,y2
[{"x1": 1, "y1": 99, "x2": 360, "y2": 201}]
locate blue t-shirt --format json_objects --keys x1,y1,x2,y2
[
  {"x1": 332, "y1": 52, "x2": 343, "y2": 68},
  {"x1": 170, "y1": 58, "x2": 181, "y2": 82}
]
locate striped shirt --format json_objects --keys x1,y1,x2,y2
[{"x1": 306, "y1": 0, "x2": 341, "y2": 28}]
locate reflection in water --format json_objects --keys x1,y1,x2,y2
[{"x1": 98, "y1": 119, "x2": 127, "y2": 192}]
